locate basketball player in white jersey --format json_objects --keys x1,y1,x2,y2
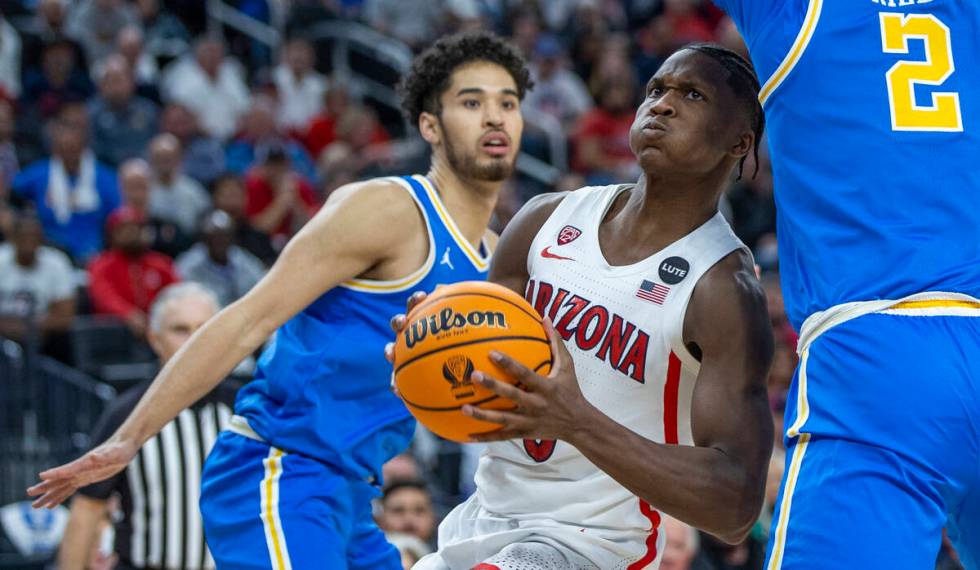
[{"x1": 389, "y1": 44, "x2": 774, "y2": 569}]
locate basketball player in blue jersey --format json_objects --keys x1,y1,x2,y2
[
  {"x1": 709, "y1": 1, "x2": 980, "y2": 568},
  {"x1": 28, "y1": 31, "x2": 531, "y2": 569}
]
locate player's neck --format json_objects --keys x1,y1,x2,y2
[
  {"x1": 426, "y1": 162, "x2": 500, "y2": 248},
  {"x1": 617, "y1": 173, "x2": 724, "y2": 243}
]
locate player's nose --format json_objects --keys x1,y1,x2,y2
[{"x1": 649, "y1": 94, "x2": 676, "y2": 117}]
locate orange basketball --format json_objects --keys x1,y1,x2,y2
[{"x1": 393, "y1": 281, "x2": 552, "y2": 442}]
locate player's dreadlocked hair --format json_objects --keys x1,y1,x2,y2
[
  {"x1": 683, "y1": 43, "x2": 765, "y2": 180},
  {"x1": 398, "y1": 31, "x2": 533, "y2": 128}
]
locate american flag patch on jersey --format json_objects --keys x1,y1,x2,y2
[{"x1": 636, "y1": 279, "x2": 669, "y2": 305}]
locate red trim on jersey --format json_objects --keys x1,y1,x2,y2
[
  {"x1": 628, "y1": 500, "x2": 662, "y2": 569},
  {"x1": 473, "y1": 564, "x2": 501, "y2": 570},
  {"x1": 664, "y1": 351, "x2": 682, "y2": 445}
]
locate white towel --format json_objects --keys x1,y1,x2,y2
[{"x1": 46, "y1": 151, "x2": 100, "y2": 224}]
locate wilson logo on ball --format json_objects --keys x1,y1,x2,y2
[
  {"x1": 404, "y1": 308, "x2": 508, "y2": 348},
  {"x1": 442, "y1": 355, "x2": 476, "y2": 400}
]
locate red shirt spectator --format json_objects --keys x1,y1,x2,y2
[
  {"x1": 301, "y1": 84, "x2": 389, "y2": 159},
  {"x1": 244, "y1": 146, "x2": 320, "y2": 248},
  {"x1": 88, "y1": 207, "x2": 179, "y2": 336},
  {"x1": 573, "y1": 75, "x2": 637, "y2": 180}
]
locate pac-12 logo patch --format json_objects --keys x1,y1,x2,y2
[
  {"x1": 557, "y1": 225, "x2": 582, "y2": 245},
  {"x1": 659, "y1": 256, "x2": 690, "y2": 285}
]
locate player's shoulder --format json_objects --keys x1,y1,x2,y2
[
  {"x1": 318, "y1": 177, "x2": 425, "y2": 233},
  {"x1": 689, "y1": 249, "x2": 768, "y2": 330},
  {"x1": 327, "y1": 177, "x2": 418, "y2": 213}
]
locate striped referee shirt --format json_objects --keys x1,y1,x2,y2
[{"x1": 79, "y1": 379, "x2": 240, "y2": 570}]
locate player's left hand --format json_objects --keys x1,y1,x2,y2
[{"x1": 464, "y1": 317, "x2": 596, "y2": 443}]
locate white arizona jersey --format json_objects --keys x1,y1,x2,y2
[{"x1": 473, "y1": 184, "x2": 748, "y2": 566}]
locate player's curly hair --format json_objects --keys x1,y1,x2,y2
[
  {"x1": 398, "y1": 31, "x2": 533, "y2": 127},
  {"x1": 683, "y1": 43, "x2": 765, "y2": 181}
]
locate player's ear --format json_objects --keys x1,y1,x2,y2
[
  {"x1": 418, "y1": 112, "x2": 441, "y2": 146},
  {"x1": 730, "y1": 130, "x2": 753, "y2": 159}
]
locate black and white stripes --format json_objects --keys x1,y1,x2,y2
[{"x1": 122, "y1": 402, "x2": 232, "y2": 570}]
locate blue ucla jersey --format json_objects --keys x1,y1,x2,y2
[
  {"x1": 234, "y1": 175, "x2": 491, "y2": 481},
  {"x1": 713, "y1": 0, "x2": 980, "y2": 329}
]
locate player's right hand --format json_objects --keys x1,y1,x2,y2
[
  {"x1": 384, "y1": 290, "x2": 428, "y2": 365},
  {"x1": 27, "y1": 437, "x2": 139, "y2": 509}
]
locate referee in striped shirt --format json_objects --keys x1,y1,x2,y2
[{"x1": 58, "y1": 283, "x2": 240, "y2": 570}]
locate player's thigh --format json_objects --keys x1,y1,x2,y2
[
  {"x1": 765, "y1": 436, "x2": 946, "y2": 570},
  {"x1": 201, "y1": 433, "x2": 356, "y2": 569}
]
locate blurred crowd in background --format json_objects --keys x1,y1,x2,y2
[{"x1": 0, "y1": 0, "x2": 964, "y2": 569}]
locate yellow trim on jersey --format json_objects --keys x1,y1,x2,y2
[
  {"x1": 341, "y1": 262, "x2": 433, "y2": 292},
  {"x1": 890, "y1": 300, "x2": 980, "y2": 311},
  {"x1": 414, "y1": 175, "x2": 490, "y2": 271},
  {"x1": 767, "y1": 348, "x2": 812, "y2": 570},
  {"x1": 759, "y1": 0, "x2": 823, "y2": 107},
  {"x1": 260, "y1": 448, "x2": 292, "y2": 570}
]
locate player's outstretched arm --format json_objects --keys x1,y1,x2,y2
[{"x1": 29, "y1": 180, "x2": 425, "y2": 508}]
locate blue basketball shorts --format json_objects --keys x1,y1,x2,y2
[
  {"x1": 199, "y1": 430, "x2": 401, "y2": 570},
  {"x1": 765, "y1": 298, "x2": 980, "y2": 569}
]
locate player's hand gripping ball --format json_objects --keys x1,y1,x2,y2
[{"x1": 392, "y1": 281, "x2": 552, "y2": 442}]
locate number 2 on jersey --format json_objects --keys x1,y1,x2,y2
[{"x1": 879, "y1": 13, "x2": 963, "y2": 132}]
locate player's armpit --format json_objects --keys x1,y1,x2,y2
[{"x1": 488, "y1": 191, "x2": 568, "y2": 296}]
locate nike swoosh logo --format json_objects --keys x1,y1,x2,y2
[{"x1": 540, "y1": 246, "x2": 574, "y2": 261}]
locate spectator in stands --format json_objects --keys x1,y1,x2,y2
[
  {"x1": 302, "y1": 82, "x2": 389, "y2": 163},
  {"x1": 0, "y1": 212, "x2": 76, "y2": 347},
  {"x1": 661, "y1": 515, "x2": 701, "y2": 570},
  {"x1": 175, "y1": 210, "x2": 265, "y2": 307},
  {"x1": 161, "y1": 35, "x2": 250, "y2": 140},
  {"x1": 118, "y1": 158, "x2": 192, "y2": 258},
  {"x1": 364, "y1": 0, "x2": 445, "y2": 49},
  {"x1": 587, "y1": 32, "x2": 634, "y2": 97},
  {"x1": 88, "y1": 55, "x2": 160, "y2": 167},
  {"x1": 633, "y1": 15, "x2": 675, "y2": 86},
  {"x1": 227, "y1": 95, "x2": 319, "y2": 183},
  {"x1": 0, "y1": 99, "x2": 19, "y2": 191},
  {"x1": 116, "y1": 26, "x2": 161, "y2": 102},
  {"x1": 58, "y1": 282, "x2": 238, "y2": 570},
  {"x1": 135, "y1": 0, "x2": 191, "y2": 62},
  {"x1": 0, "y1": 14, "x2": 22, "y2": 99},
  {"x1": 523, "y1": 34, "x2": 592, "y2": 130},
  {"x1": 728, "y1": 150, "x2": 775, "y2": 250},
  {"x1": 20, "y1": 36, "x2": 95, "y2": 121},
  {"x1": 210, "y1": 172, "x2": 277, "y2": 265},
  {"x1": 19, "y1": 0, "x2": 88, "y2": 81},
  {"x1": 66, "y1": 0, "x2": 138, "y2": 66},
  {"x1": 662, "y1": 0, "x2": 717, "y2": 45},
  {"x1": 377, "y1": 480, "x2": 436, "y2": 546},
  {"x1": 318, "y1": 105, "x2": 393, "y2": 180},
  {"x1": 147, "y1": 134, "x2": 210, "y2": 235},
  {"x1": 383, "y1": 452, "x2": 422, "y2": 486},
  {"x1": 12, "y1": 107, "x2": 120, "y2": 262},
  {"x1": 572, "y1": 71, "x2": 640, "y2": 184},
  {"x1": 88, "y1": 205, "x2": 179, "y2": 337},
  {"x1": 243, "y1": 144, "x2": 319, "y2": 249},
  {"x1": 160, "y1": 102, "x2": 226, "y2": 185},
  {"x1": 274, "y1": 37, "x2": 328, "y2": 133}
]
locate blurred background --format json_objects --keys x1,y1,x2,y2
[{"x1": 0, "y1": 0, "x2": 963, "y2": 569}]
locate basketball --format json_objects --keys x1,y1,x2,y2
[{"x1": 393, "y1": 281, "x2": 552, "y2": 442}]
